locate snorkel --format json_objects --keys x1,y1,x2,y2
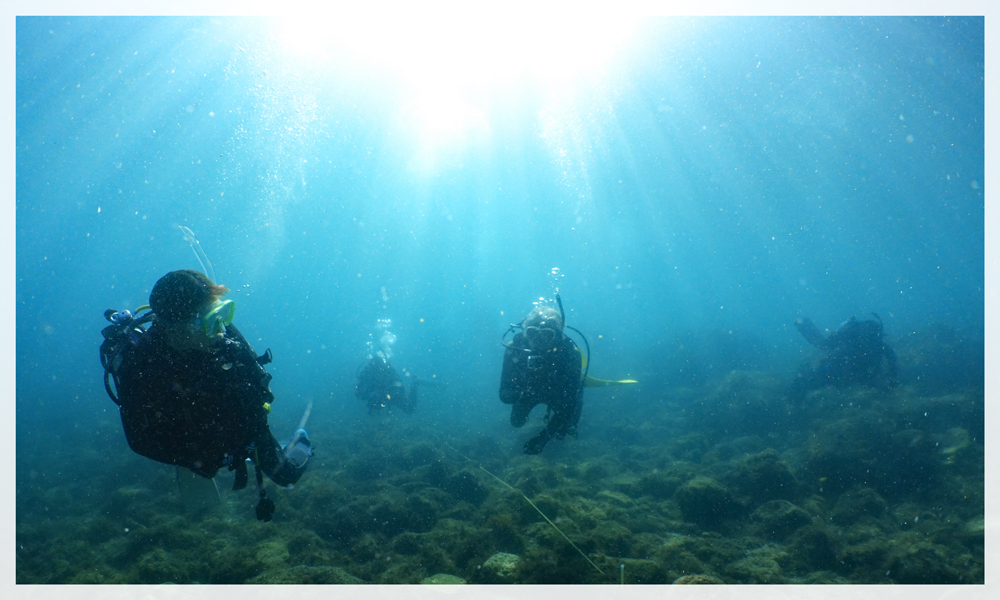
[{"x1": 173, "y1": 227, "x2": 234, "y2": 339}]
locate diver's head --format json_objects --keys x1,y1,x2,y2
[
  {"x1": 523, "y1": 305, "x2": 563, "y2": 350},
  {"x1": 150, "y1": 270, "x2": 233, "y2": 350}
]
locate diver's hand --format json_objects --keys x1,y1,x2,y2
[
  {"x1": 795, "y1": 317, "x2": 829, "y2": 349},
  {"x1": 524, "y1": 431, "x2": 551, "y2": 455}
]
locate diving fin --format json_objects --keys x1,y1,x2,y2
[
  {"x1": 176, "y1": 466, "x2": 222, "y2": 515},
  {"x1": 280, "y1": 400, "x2": 314, "y2": 469},
  {"x1": 584, "y1": 375, "x2": 638, "y2": 387},
  {"x1": 579, "y1": 353, "x2": 637, "y2": 387}
]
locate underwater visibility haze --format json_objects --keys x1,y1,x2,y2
[{"x1": 15, "y1": 16, "x2": 985, "y2": 584}]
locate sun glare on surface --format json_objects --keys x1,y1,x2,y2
[
  {"x1": 276, "y1": 13, "x2": 637, "y2": 147},
  {"x1": 279, "y1": 13, "x2": 636, "y2": 84}
]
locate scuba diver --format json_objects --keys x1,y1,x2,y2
[
  {"x1": 355, "y1": 316, "x2": 442, "y2": 415},
  {"x1": 788, "y1": 313, "x2": 899, "y2": 402},
  {"x1": 500, "y1": 299, "x2": 585, "y2": 455},
  {"x1": 355, "y1": 353, "x2": 420, "y2": 414},
  {"x1": 100, "y1": 270, "x2": 313, "y2": 521}
]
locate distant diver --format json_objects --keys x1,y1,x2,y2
[
  {"x1": 100, "y1": 270, "x2": 312, "y2": 521},
  {"x1": 355, "y1": 353, "x2": 420, "y2": 414},
  {"x1": 788, "y1": 313, "x2": 899, "y2": 402}
]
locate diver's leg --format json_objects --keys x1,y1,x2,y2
[
  {"x1": 510, "y1": 401, "x2": 534, "y2": 428},
  {"x1": 567, "y1": 393, "x2": 583, "y2": 436},
  {"x1": 564, "y1": 400, "x2": 582, "y2": 437},
  {"x1": 524, "y1": 428, "x2": 553, "y2": 455}
]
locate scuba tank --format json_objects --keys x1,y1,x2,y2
[{"x1": 99, "y1": 305, "x2": 154, "y2": 405}]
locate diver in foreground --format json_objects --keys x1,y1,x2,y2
[
  {"x1": 788, "y1": 313, "x2": 899, "y2": 402},
  {"x1": 500, "y1": 302, "x2": 585, "y2": 455},
  {"x1": 100, "y1": 270, "x2": 312, "y2": 521}
]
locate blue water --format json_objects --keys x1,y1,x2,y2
[{"x1": 16, "y1": 15, "x2": 983, "y2": 558}]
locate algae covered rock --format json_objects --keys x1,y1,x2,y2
[
  {"x1": 725, "y1": 546, "x2": 788, "y2": 583},
  {"x1": 749, "y1": 500, "x2": 812, "y2": 540},
  {"x1": 369, "y1": 493, "x2": 438, "y2": 536},
  {"x1": 884, "y1": 534, "x2": 965, "y2": 584},
  {"x1": 831, "y1": 487, "x2": 888, "y2": 525},
  {"x1": 345, "y1": 450, "x2": 391, "y2": 480},
  {"x1": 402, "y1": 442, "x2": 442, "y2": 469},
  {"x1": 479, "y1": 552, "x2": 520, "y2": 583},
  {"x1": 619, "y1": 558, "x2": 667, "y2": 584},
  {"x1": 803, "y1": 415, "x2": 946, "y2": 500},
  {"x1": 441, "y1": 470, "x2": 489, "y2": 505},
  {"x1": 960, "y1": 516, "x2": 984, "y2": 546},
  {"x1": 484, "y1": 512, "x2": 525, "y2": 554},
  {"x1": 724, "y1": 448, "x2": 799, "y2": 503},
  {"x1": 635, "y1": 470, "x2": 686, "y2": 499},
  {"x1": 595, "y1": 490, "x2": 635, "y2": 507},
  {"x1": 589, "y1": 520, "x2": 632, "y2": 556},
  {"x1": 106, "y1": 485, "x2": 157, "y2": 522},
  {"x1": 250, "y1": 565, "x2": 362, "y2": 584},
  {"x1": 136, "y1": 548, "x2": 190, "y2": 584},
  {"x1": 421, "y1": 573, "x2": 466, "y2": 584},
  {"x1": 694, "y1": 370, "x2": 788, "y2": 435},
  {"x1": 838, "y1": 528, "x2": 890, "y2": 572},
  {"x1": 783, "y1": 526, "x2": 840, "y2": 572},
  {"x1": 254, "y1": 539, "x2": 290, "y2": 568},
  {"x1": 673, "y1": 573, "x2": 724, "y2": 584},
  {"x1": 674, "y1": 476, "x2": 742, "y2": 528}
]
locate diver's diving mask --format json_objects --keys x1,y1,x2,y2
[
  {"x1": 196, "y1": 299, "x2": 235, "y2": 338},
  {"x1": 525, "y1": 323, "x2": 558, "y2": 347}
]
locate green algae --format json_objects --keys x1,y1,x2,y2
[
  {"x1": 16, "y1": 360, "x2": 985, "y2": 585},
  {"x1": 420, "y1": 573, "x2": 466, "y2": 584}
]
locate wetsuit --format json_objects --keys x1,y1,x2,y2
[
  {"x1": 114, "y1": 323, "x2": 305, "y2": 487},
  {"x1": 789, "y1": 316, "x2": 899, "y2": 401},
  {"x1": 500, "y1": 331, "x2": 583, "y2": 454},
  {"x1": 355, "y1": 356, "x2": 417, "y2": 414}
]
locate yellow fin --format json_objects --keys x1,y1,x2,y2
[
  {"x1": 580, "y1": 348, "x2": 637, "y2": 387},
  {"x1": 584, "y1": 375, "x2": 638, "y2": 388}
]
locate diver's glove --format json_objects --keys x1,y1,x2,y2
[
  {"x1": 284, "y1": 429, "x2": 313, "y2": 469},
  {"x1": 524, "y1": 430, "x2": 553, "y2": 455}
]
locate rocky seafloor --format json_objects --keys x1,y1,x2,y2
[{"x1": 16, "y1": 330, "x2": 985, "y2": 584}]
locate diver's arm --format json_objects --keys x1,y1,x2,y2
[
  {"x1": 556, "y1": 341, "x2": 583, "y2": 403},
  {"x1": 224, "y1": 324, "x2": 276, "y2": 405},
  {"x1": 499, "y1": 344, "x2": 527, "y2": 404},
  {"x1": 543, "y1": 342, "x2": 583, "y2": 436},
  {"x1": 795, "y1": 317, "x2": 831, "y2": 350}
]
